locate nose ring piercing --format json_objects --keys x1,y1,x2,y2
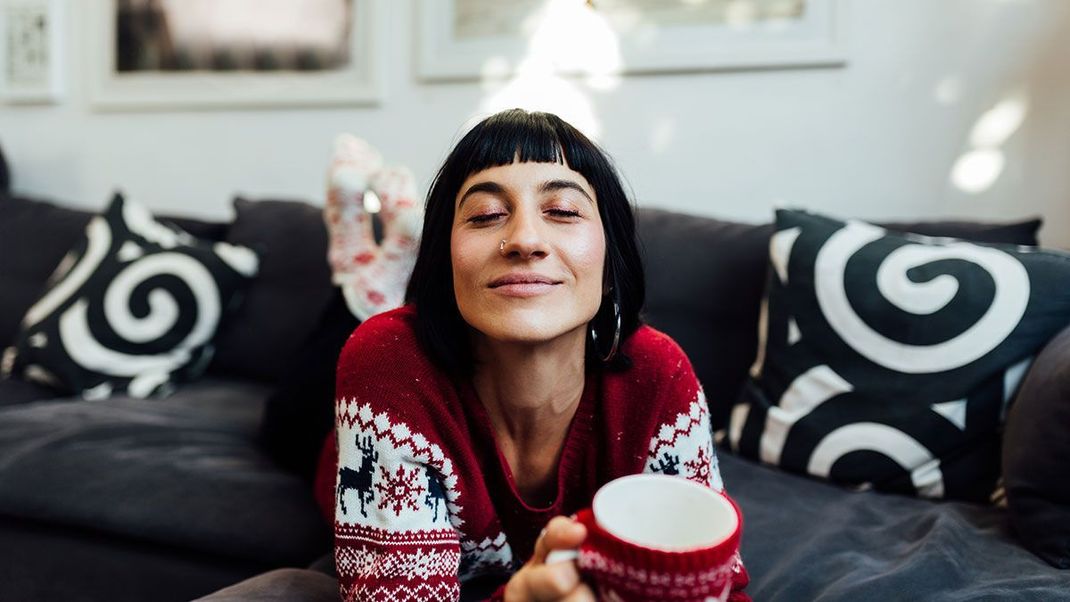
[{"x1": 499, "y1": 239, "x2": 507, "y2": 256}]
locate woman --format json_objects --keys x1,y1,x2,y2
[{"x1": 315, "y1": 109, "x2": 748, "y2": 601}]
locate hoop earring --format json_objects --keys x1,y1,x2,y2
[
  {"x1": 499, "y1": 239, "x2": 507, "y2": 256},
  {"x1": 590, "y1": 299, "x2": 621, "y2": 363}
]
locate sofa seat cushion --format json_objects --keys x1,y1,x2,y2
[
  {"x1": 719, "y1": 452, "x2": 1070, "y2": 600},
  {"x1": 0, "y1": 378, "x2": 328, "y2": 565}
]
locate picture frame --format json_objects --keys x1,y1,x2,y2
[
  {"x1": 0, "y1": 0, "x2": 64, "y2": 104},
  {"x1": 417, "y1": 0, "x2": 847, "y2": 81},
  {"x1": 88, "y1": 0, "x2": 385, "y2": 110}
]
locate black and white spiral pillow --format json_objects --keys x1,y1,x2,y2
[
  {"x1": 729, "y1": 209, "x2": 1070, "y2": 502},
  {"x1": 0, "y1": 193, "x2": 258, "y2": 399}
]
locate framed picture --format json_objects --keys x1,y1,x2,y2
[
  {"x1": 0, "y1": 0, "x2": 63, "y2": 104},
  {"x1": 88, "y1": 0, "x2": 385, "y2": 110},
  {"x1": 417, "y1": 0, "x2": 847, "y2": 81}
]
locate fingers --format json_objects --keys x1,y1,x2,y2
[
  {"x1": 559, "y1": 583, "x2": 597, "y2": 602},
  {"x1": 518, "y1": 561, "x2": 582, "y2": 602},
  {"x1": 532, "y1": 516, "x2": 587, "y2": 564}
]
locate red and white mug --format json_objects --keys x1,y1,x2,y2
[{"x1": 547, "y1": 474, "x2": 744, "y2": 602}]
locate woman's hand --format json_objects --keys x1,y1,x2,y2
[{"x1": 503, "y1": 516, "x2": 595, "y2": 601}]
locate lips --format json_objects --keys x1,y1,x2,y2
[{"x1": 487, "y1": 273, "x2": 562, "y2": 288}]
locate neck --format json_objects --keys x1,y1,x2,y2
[{"x1": 471, "y1": 326, "x2": 587, "y2": 447}]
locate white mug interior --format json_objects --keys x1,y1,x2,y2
[{"x1": 592, "y1": 474, "x2": 737, "y2": 551}]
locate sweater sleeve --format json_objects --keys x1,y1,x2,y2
[
  {"x1": 642, "y1": 337, "x2": 751, "y2": 601},
  {"x1": 331, "y1": 314, "x2": 463, "y2": 601}
]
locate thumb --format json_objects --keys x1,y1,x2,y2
[{"x1": 531, "y1": 516, "x2": 587, "y2": 564}]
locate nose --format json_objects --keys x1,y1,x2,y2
[{"x1": 500, "y1": 205, "x2": 548, "y2": 260}]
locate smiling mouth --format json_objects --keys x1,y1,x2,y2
[
  {"x1": 487, "y1": 276, "x2": 563, "y2": 297},
  {"x1": 487, "y1": 276, "x2": 562, "y2": 288}
]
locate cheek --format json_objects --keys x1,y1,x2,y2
[
  {"x1": 450, "y1": 231, "x2": 482, "y2": 293},
  {"x1": 574, "y1": 225, "x2": 607, "y2": 293}
]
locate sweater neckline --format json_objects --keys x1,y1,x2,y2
[{"x1": 462, "y1": 371, "x2": 599, "y2": 514}]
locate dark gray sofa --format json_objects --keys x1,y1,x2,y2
[{"x1": 2, "y1": 180, "x2": 1069, "y2": 600}]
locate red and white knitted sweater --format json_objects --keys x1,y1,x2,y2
[{"x1": 314, "y1": 305, "x2": 749, "y2": 601}]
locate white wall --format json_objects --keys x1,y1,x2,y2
[{"x1": 2, "y1": 0, "x2": 1068, "y2": 247}]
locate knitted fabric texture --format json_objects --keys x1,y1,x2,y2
[
  {"x1": 324, "y1": 134, "x2": 422, "y2": 322},
  {"x1": 314, "y1": 305, "x2": 749, "y2": 601}
]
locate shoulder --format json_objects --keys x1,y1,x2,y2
[
  {"x1": 620, "y1": 324, "x2": 697, "y2": 384},
  {"x1": 610, "y1": 324, "x2": 702, "y2": 414},
  {"x1": 336, "y1": 305, "x2": 452, "y2": 415},
  {"x1": 338, "y1": 305, "x2": 427, "y2": 371}
]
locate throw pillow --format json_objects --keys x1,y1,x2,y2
[
  {"x1": 1003, "y1": 324, "x2": 1070, "y2": 568},
  {"x1": 729, "y1": 209, "x2": 1070, "y2": 502},
  {"x1": 1, "y1": 193, "x2": 258, "y2": 398},
  {"x1": 635, "y1": 209, "x2": 1043, "y2": 434},
  {"x1": 0, "y1": 194, "x2": 228, "y2": 350}
]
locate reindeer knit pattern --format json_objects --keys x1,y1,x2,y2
[{"x1": 315, "y1": 305, "x2": 750, "y2": 601}]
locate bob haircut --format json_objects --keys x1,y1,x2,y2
[{"x1": 405, "y1": 108, "x2": 645, "y2": 378}]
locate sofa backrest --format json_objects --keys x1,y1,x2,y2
[
  {"x1": 1, "y1": 194, "x2": 1042, "y2": 425},
  {"x1": 636, "y1": 209, "x2": 771, "y2": 431}
]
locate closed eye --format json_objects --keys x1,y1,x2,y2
[
  {"x1": 547, "y1": 209, "x2": 581, "y2": 219},
  {"x1": 468, "y1": 213, "x2": 506, "y2": 224}
]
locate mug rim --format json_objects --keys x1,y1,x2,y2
[
  {"x1": 576, "y1": 476, "x2": 743, "y2": 574},
  {"x1": 592, "y1": 474, "x2": 741, "y2": 553}
]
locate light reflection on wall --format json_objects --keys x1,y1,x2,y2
[
  {"x1": 476, "y1": 0, "x2": 623, "y2": 139},
  {"x1": 951, "y1": 92, "x2": 1029, "y2": 194}
]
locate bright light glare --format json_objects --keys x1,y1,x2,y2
[
  {"x1": 478, "y1": 0, "x2": 626, "y2": 140},
  {"x1": 363, "y1": 190, "x2": 382, "y2": 214},
  {"x1": 480, "y1": 71, "x2": 602, "y2": 138},
  {"x1": 969, "y1": 94, "x2": 1029, "y2": 148},
  {"x1": 951, "y1": 149, "x2": 1005, "y2": 194}
]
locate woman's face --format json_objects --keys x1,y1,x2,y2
[{"x1": 451, "y1": 160, "x2": 606, "y2": 347}]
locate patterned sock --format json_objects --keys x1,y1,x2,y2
[{"x1": 325, "y1": 134, "x2": 423, "y2": 321}]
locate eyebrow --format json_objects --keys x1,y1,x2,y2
[
  {"x1": 457, "y1": 179, "x2": 595, "y2": 209},
  {"x1": 540, "y1": 179, "x2": 595, "y2": 205}
]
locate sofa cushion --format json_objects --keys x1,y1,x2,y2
[
  {"x1": 0, "y1": 195, "x2": 228, "y2": 351},
  {"x1": 635, "y1": 208, "x2": 1042, "y2": 431},
  {"x1": 718, "y1": 452, "x2": 1070, "y2": 600},
  {"x1": 210, "y1": 198, "x2": 335, "y2": 383},
  {"x1": 729, "y1": 209, "x2": 1070, "y2": 502},
  {"x1": 0, "y1": 378, "x2": 329, "y2": 565},
  {"x1": 3, "y1": 193, "x2": 258, "y2": 398},
  {"x1": 1003, "y1": 324, "x2": 1070, "y2": 568}
]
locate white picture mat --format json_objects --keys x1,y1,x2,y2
[
  {"x1": 418, "y1": 0, "x2": 847, "y2": 81},
  {"x1": 87, "y1": 0, "x2": 385, "y2": 110}
]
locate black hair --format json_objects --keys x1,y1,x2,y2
[{"x1": 404, "y1": 108, "x2": 645, "y2": 377}]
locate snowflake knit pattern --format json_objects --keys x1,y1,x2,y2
[{"x1": 315, "y1": 305, "x2": 750, "y2": 601}]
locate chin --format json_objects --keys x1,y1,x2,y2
[{"x1": 468, "y1": 308, "x2": 590, "y2": 346}]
